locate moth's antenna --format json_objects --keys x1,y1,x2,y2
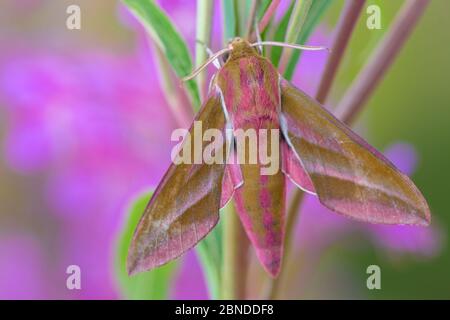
[
  {"x1": 182, "y1": 47, "x2": 232, "y2": 82},
  {"x1": 250, "y1": 41, "x2": 329, "y2": 52}
]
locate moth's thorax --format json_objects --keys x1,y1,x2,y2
[{"x1": 215, "y1": 50, "x2": 280, "y2": 130}]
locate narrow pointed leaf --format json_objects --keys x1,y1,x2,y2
[{"x1": 122, "y1": 0, "x2": 200, "y2": 108}]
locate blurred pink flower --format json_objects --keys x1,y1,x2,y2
[
  {"x1": 0, "y1": 42, "x2": 175, "y2": 298},
  {"x1": 292, "y1": 29, "x2": 331, "y2": 96},
  {"x1": 0, "y1": 234, "x2": 47, "y2": 299},
  {"x1": 170, "y1": 251, "x2": 209, "y2": 300}
]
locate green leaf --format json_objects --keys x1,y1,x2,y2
[
  {"x1": 195, "y1": 0, "x2": 214, "y2": 98},
  {"x1": 270, "y1": 1, "x2": 295, "y2": 66},
  {"x1": 222, "y1": 0, "x2": 238, "y2": 41},
  {"x1": 122, "y1": 0, "x2": 200, "y2": 109},
  {"x1": 256, "y1": 0, "x2": 272, "y2": 21},
  {"x1": 284, "y1": 0, "x2": 332, "y2": 80},
  {"x1": 253, "y1": 0, "x2": 275, "y2": 48},
  {"x1": 222, "y1": 0, "x2": 270, "y2": 40},
  {"x1": 115, "y1": 191, "x2": 178, "y2": 299},
  {"x1": 239, "y1": 0, "x2": 252, "y2": 35},
  {"x1": 241, "y1": 0, "x2": 271, "y2": 39}
]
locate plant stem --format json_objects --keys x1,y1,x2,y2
[
  {"x1": 259, "y1": 0, "x2": 281, "y2": 32},
  {"x1": 279, "y1": 0, "x2": 312, "y2": 73},
  {"x1": 248, "y1": 0, "x2": 281, "y2": 42},
  {"x1": 245, "y1": 0, "x2": 260, "y2": 39},
  {"x1": 221, "y1": 0, "x2": 237, "y2": 43},
  {"x1": 235, "y1": 0, "x2": 244, "y2": 36},
  {"x1": 195, "y1": 0, "x2": 214, "y2": 99},
  {"x1": 315, "y1": 0, "x2": 366, "y2": 104},
  {"x1": 335, "y1": 0, "x2": 430, "y2": 123},
  {"x1": 221, "y1": 203, "x2": 248, "y2": 299},
  {"x1": 264, "y1": 0, "x2": 366, "y2": 299}
]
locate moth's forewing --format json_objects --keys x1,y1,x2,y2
[
  {"x1": 220, "y1": 153, "x2": 244, "y2": 208},
  {"x1": 280, "y1": 79, "x2": 430, "y2": 225},
  {"x1": 281, "y1": 140, "x2": 316, "y2": 194},
  {"x1": 127, "y1": 90, "x2": 229, "y2": 275}
]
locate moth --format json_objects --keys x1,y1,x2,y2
[{"x1": 127, "y1": 37, "x2": 430, "y2": 277}]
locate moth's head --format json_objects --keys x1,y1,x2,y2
[
  {"x1": 222, "y1": 37, "x2": 259, "y2": 64},
  {"x1": 182, "y1": 38, "x2": 327, "y2": 82}
]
